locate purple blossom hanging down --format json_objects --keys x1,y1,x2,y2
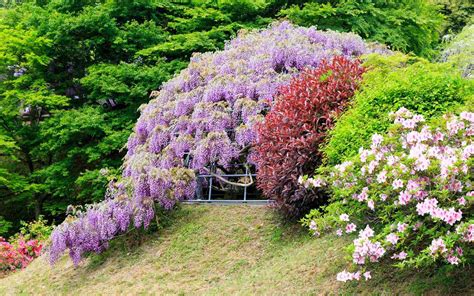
[{"x1": 49, "y1": 21, "x2": 385, "y2": 265}]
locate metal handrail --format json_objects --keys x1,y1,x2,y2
[
  {"x1": 201, "y1": 166, "x2": 254, "y2": 187},
  {"x1": 194, "y1": 165, "x2": 261, "y2": 202}
]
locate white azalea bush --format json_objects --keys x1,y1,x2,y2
[{"x1": 301, "y1": 108, "x2": 474, "y2": 281}]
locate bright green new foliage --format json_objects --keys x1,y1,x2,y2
[{"x1": 323, "y1": 53, "x2": 473, "y2": 165}]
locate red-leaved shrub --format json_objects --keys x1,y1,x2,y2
[{"x1": 253, "y1": 56, "x2": 365, "y2": 218}]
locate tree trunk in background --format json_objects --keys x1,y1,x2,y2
[{"x1": 34, "y1": 196, "x2": 44, "y2": 219}]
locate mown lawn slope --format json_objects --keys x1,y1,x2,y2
[{"x1": 0, "y1": 205, "x2": 472, "y2": 295}]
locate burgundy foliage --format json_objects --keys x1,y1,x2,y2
[{"x1": 253, "y1": 56, "x2": 365, "y2": 218}]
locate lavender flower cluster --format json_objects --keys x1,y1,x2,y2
[
  {"x1": 124, "y1": 21, "x2": 381, "y2": 209},
  {"x1": 49, "y1": 21, "x2": 381, "y2": 265}
]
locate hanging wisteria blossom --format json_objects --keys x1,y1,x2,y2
[
  {"x1": 49, "y1": 21, "x2": 385, "y2": 265},
  {"x1": 124, "y1": 21, "x2": 385, "y2": 209}
]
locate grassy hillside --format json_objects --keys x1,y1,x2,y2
[{"x1": 1, "y1": 205, "x2": 472, "y2": 295}]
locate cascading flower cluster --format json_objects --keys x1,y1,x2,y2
[
  {"x1": 301, "y1": 108, "x2": 474, "y2": 281},
  {"x1": 49, "y1": 21, "x2": 383, "y2": 265},
  {"x1": 48, "y1": 193, "x2": 136, "y2": 265},
  {"x1": 125, "y1": 21, "x2": 380, "y2": 210}
]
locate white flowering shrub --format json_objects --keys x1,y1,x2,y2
[{"x1": 301, "y1": 108, "x2": 474, "y2": 281}]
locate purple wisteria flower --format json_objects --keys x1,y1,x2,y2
[{"x1": 49, "y1": 21, "x2": 383, "y2": 265}]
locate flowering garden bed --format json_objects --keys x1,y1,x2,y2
[{"x1": 41, "y1": 19, "x2": 474, "y2": 286}]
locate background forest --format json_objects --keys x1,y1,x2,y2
[
  {"x1": 0, "y1": 0, "x2": 473, "y2": 294},
  {"x1": 0, "y1": 0, "x2": 472, "y2": 237}
]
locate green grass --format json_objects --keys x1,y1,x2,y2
[{"x1": 0, "y1": 205, "x2": 472, "y2": 295}]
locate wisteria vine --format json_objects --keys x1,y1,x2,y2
[{"x1": 49, "y1": 21, "x2": 385, "y2": 265}]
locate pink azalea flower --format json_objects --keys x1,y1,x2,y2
[
  {"x1": 414, "y1": 156, "x2": 430, "y2": 171},
  {"x1": 371, "y1": 134, "x2": 384, "y2": 148},
  {"x1": 462, "y1": 144, "x2": 474, "y2": 159},
  {"x1": 406, "y1": 180, "x2": 420, "y2": 191},
  {"x1": 447, "y1": 255, "x2": 459, "y2": 265},
  {"x1": 376, "y1": 170, "x2": 387, "y2": 183},
  {"x1": 309, "y1": 177, "x2": 325, "y2": 188},
  {"x1": 336, "y1": 270, "x2": 351, "y2": 282},
  {"x1": 391, "y1": 251, "x2": 407, "y2": 260},
  {"x1": 460, "y1": 111, "x2": 474, "y2": 122},
  {"x1": 414, "y1": 190, "x2": 428, "y2": 200},
  {"x1": 363, "y1": 271, "x2": 371, "y2": 281},
  {"x1": 447, "y1": 119, "x2": 464, "y2": 135},
  {"x1": 386, "y1": 233, "x2": 399, "y2": 245},
  {"x1": 416, "y1": 198, "x2": 438, "y2": 216},
  {"x1": 462, "y1": 224, "x2": 474, "y2": 242},
  {"x1": 429, "y1": 238, "x2": 447, "y2": 255},
  {"x1": 433, "y1": 130, "x2": 444, "y2": 142},
  {"x1": 346, "y1": 223, "x2": 357, "y2": 233},
  {"x1": 359, "y1": 225, "x2": 374, "y2": 239},
  {"x1": 387, "y1": 155, "x2": 399, "y2": 166},
  {"x1": 336, "y1": 270, "x2": 361, "y2": 282},
  {"x1": 355, "y1": 187, "x2": 369, "y2": 201},
  {"x1": 413, "y1": 114, "x2": 425, "y2": 123},
  {"x1": 442, "y1": 208, "x2": 462, "y2": 226},
  {"x1": 398, "y1": 191, "x2": 412, "y2": 205},
  {"x1": 353, "y1": 237, "x2": 385, "y2": 264},
  {"x1": 360, "y1": 149, "x2": 371, "y2": 163},
  {"x1": 392, "y1": 179, "x2": 404, "y2": 190},
  {"x1": 336, "y1": 161, "x2": 353, "y2": 173},
  {"x1": 397, "y1": 222, "x2": 408, "y2": 232},
  {"x1": 368, "y1": 200, "x2": 375, "y2": 210},
  {"x1": 402, "y1": 119, "x2": 417, "y2": 129},
  {"x1": 339, "y1": 214, "x2": 350, "y2": 222},
  {"x1": 368, "y1": 160, "x2": 379, "y2": 174}
]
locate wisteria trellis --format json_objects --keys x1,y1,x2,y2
[{"x1": 49, "y1": 21, "x2": 385, "y2": 264}]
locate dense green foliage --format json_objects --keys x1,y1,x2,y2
[
  {"x1": 433, "y1": 0, "x2": 473, "y2": 36},
  {"x1": 0, "y1": 0, "x2": 304, "y2": 235},
  {"x1": 0, "y1": 0, "x2": 473, "y2": 289},
  {"x1": 281, "y1": 0, "x2": 443, "y2": 57},
  {"x1": 323, "y1": 53, "x2": 473, "y2": 165},
  {"x1": 0, "y1": 0, "x2": 469, "y2": 236}
]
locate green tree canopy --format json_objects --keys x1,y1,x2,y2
[
  {"x1": 0, "y1": 0, "x2": 302, "y2": 235},
  {"x1": 281, "y1": 0, "x2": 444, "y2": 57}
]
